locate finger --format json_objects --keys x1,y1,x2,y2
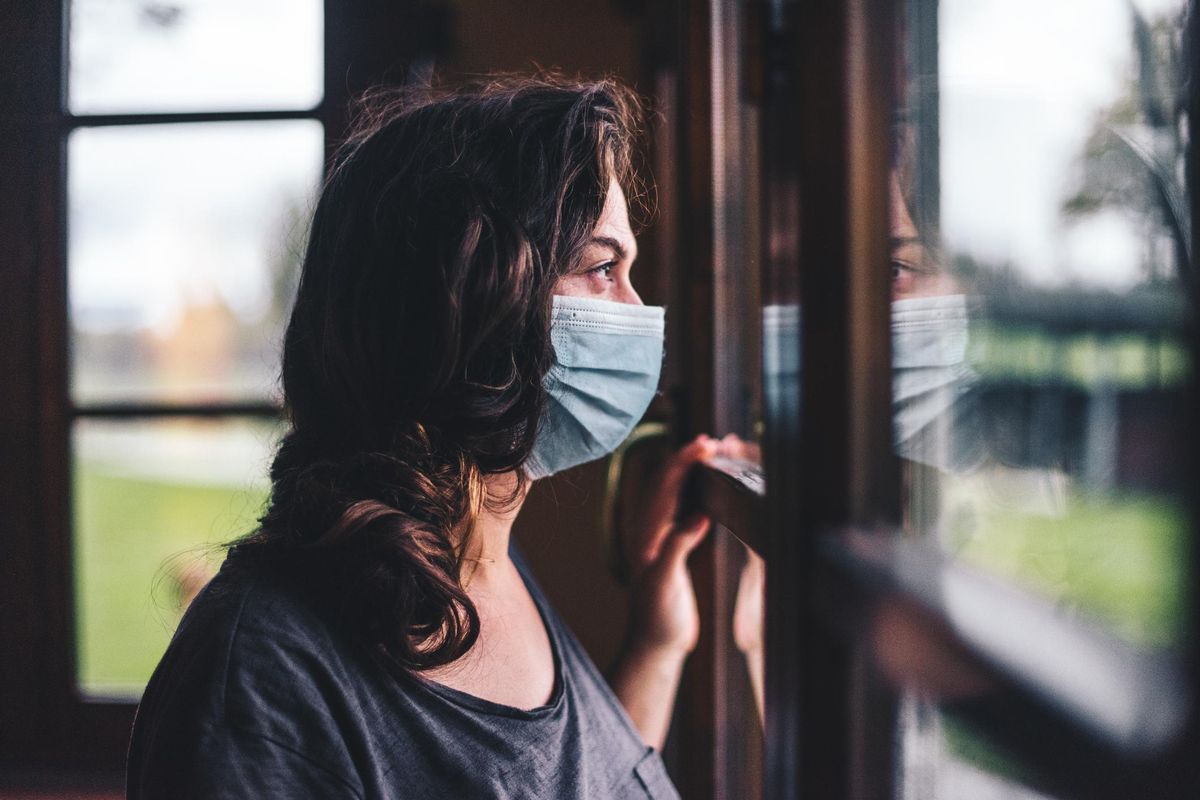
[
  {"x1": 714, "y1": 433, "x2": 751, "y2": 460},
  {"x1": 643, "y1": 512, "x2": 710, "y2": 566},
  {"x1": 637, "y1": 436, "x2": 718, "y2": 564},
  {"x1": 658, "y1": 514, "x2": 711, "y2": 566},
  {"x1": 660, "y1": 435, "x2": 718, "y2": 488}
]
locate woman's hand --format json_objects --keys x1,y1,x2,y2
[
  {"x1": 612, "y1": 433, "x2": 768, "y2": 748},
  {"x1": 610, "y1": 435, "x2": 718, "y2": 749},
  {"x1": 623, "y1": 435, "x2": 720, "y2": 658}
]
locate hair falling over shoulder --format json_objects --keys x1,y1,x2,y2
[{"x1": 231, "y1": 75, "x2": 647, "y2": 672}]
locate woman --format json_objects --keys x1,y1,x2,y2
[{"x1": 126, "y1": 76, "x2": 740, "y2": 799}]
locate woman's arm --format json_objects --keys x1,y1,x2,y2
[
  {"x1": 607, "y1": 437, "x2": 717, "y2": 749},
  {"x1": 611, "y1": 517, "x2": 767, "y2": 749},
  {"x1": 609, "y1": 512, "x2": 710, "y2": 749},
  {"x1": 608, "y1": 434, "x2": 768, "y2": 746},
  {"x1": 609, "y1": 639, "x2": 690, "y2": 752}
]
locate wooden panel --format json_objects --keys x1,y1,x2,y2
[
  {"x1": 759, "y1": 0, "x2": 899, "y2": 797},
  {"x1": 668, "y1": 1, "x2": 765, "y2": 797},
  {"x1": 0, "y1": 0, "x2": 67, "y2": 767},
  {"x1": 689, "y1": 460, "x2": 765, "y2": 557}
]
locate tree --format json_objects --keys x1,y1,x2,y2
[{"x1": 1061, "y1": 3, "x2": 1192, "y2": 296}]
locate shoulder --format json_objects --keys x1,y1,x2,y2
[
  {"x1": 218, "y1": 557, "x2": 364, "y2": 729},
  {"x1": 128, "y1": 555, "x2": 370, "y2": 799}
]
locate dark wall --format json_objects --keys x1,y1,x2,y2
[{"x1": 442, "y1": 0, "x2": 642, "y2": 83}]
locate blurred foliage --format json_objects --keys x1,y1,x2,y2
[{"x1": 1061, "y1": 4, "x2": 1192, "y2": 294}]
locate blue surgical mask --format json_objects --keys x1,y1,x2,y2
[
  {"x1": 525, "y1": 295, "x2": 665, "y2": 479},
  {"x1": 760, "y1": 296, "x2": 981, "y2": 471},
  {"x1": 892, "y1": 293, "x2": 983, "y2": 471}
]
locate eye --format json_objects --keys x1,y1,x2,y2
[
  {"x1": 891, "y1": 260, "x2": 917, "y2": 293},
  {"x1": 892, "y1": 259, "x2": 928, "y2": 280},
  {"x1": 588, "y1": 260, "x2": 617, "y2": 279}
]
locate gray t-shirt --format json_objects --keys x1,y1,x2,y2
[{"x1": 126, "y1": 544, "x2": 679, "y2": 799}]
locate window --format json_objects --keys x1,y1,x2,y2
[
  {"x1": 0, "y1": 0, "x2": 402, "y2": 772},
  {"x1": 4, "y1": 1, "x2": 1195, "y2": 795},
  {"x1": 893, "y1": 0, "x2": 1195, "y2": 795},
  {"x1": 66, "y1": 1, "x2": 325, "y2": 703},
  {"x1": 674, "y1": 0, "x2": 1197, "y2": 797}
]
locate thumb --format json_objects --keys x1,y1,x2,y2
[
  {"x1": 655, "y1": 436, "x2": 719, "y2": 504},
  {"x1": 658, "y1": 514, "x2": 711, "y2": 566}
]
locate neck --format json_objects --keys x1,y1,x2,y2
[{"x1": 462, "y1": 471, "x2": 528, "y2": 571}]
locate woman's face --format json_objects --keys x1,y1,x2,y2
[
  {"x1": 554, "y1": 179, "x2": 644, "y2": 305},
  {"x1": 890, "y1": 174, "x2": 958, "y2": 301}
]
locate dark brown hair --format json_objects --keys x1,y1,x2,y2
[{"x1": 233, "y1": 76, "x2": 645, "y2": 671}]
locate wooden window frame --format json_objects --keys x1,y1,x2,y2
[
  {"x1": 687, "y1": 0, "x2": 1200, "y2": 797},
  {"x1": 652, "y1": 0, "x2": 767, "y2": 797}
]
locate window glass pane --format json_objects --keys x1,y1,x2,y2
[
  {"x1": 69, "y1": 0, "x2": 323, "y2": 114},
  {"x1": 896, "y1": 0, "x2": 1191, "y2": 794},
  {"x1": 69, "y1": 120, "x2": 323, "y2": 405},
  {"x1": 899, "y1": 0, "x2": 1191, "y2": 648},
  {"x1": 898, "y1": 698, "x2": 1056, "y2": 799},
  {"x1": 73, "y1": 416, "x2": 277, "y2": 698}
]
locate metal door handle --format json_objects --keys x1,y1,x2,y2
[{"x1": 600, "y1": 421, "x2": 670, "y2": 583}]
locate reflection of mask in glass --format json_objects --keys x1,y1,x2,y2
[
  {"x1": 762, "y1": 303, "x2": 802, "y2": 430},
  {"x1": 525, "y1": 295, "x2": 665, "y2": 479},
  {"x1": 893, "y1": 294, "x2": 983, "y2": 471}
]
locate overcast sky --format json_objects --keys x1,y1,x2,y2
[
  {"x1": 68, "y1": 0, "x2": 1190, "y2": 337},
  {"x1": 941, "y1": 0, "x2": 1186, "y2": 289},
  {"x1": 68, "y1": 1, "x2": 324, "y2": 334}
]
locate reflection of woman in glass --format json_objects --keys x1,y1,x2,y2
[
  {"x1": 128, "y1": 77, "x2": 731, "y2": 799},
  {"x1": 889, "y1": 173, "x2": 983, "y2": 475},
  {"x1": 890, "y1": 175, "x2": 957, "y2": 301}
]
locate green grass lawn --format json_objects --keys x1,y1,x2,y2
[
  {"x1": 72, "y1": 456, "x2": 1189, "y2": 698},
  {"x1": 73, "y1": 465, "x2": 268, "y2": 697},
  {"x1": 951, "y1": 492, "x2": 1189, "y2": 648}
]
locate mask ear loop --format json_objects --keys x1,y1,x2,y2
[{"x1": 600, "y1": 421, "x2": 670, "y2": 585}]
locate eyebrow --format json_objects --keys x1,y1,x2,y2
[
  {"x1": 589, "y1": 235, "x2": 630, "y2": 262},
  {"x1": 890, "y1": 236, "x2": 922, "y2": 249}
]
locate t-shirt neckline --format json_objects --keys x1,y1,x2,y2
[{"x1": 408, "y1": 544, "x2": 567, "y2": 720}]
